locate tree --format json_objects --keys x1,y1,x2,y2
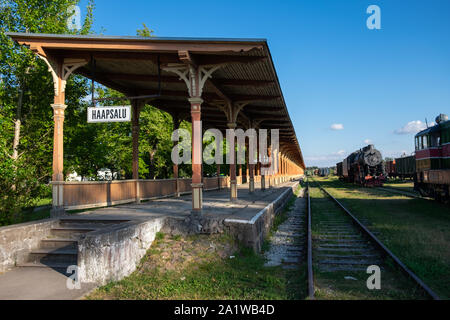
[
  {"x1": 0, "y1": 0, "x2": 94, "y2": 224},
  {"x1": 136, "y1": 23, "x2": 154, "y2": 37}
]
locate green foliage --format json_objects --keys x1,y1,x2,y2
[
  {"x1": 0, "y1": 3, "x2": 211, "y2": 225},
  {"x1": 136, "y1": 23, "x2": 154, "y2": 37},
  {"x1": 0, "y1": 155, "x2": 40, "y2": 225},
  {"x1": 0, "y1": 0, "x2": 94, "y2": 224}
]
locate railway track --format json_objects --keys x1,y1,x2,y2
[{"x1": 306, "y1": 179, "x2": 439, "y2": 300}]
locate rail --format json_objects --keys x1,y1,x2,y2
[
  {"x1": 314, "y1": 181, "x2": 440, "y2": 300},
  {"x1": 306, "y1": 181, "x2": 315, "y2": 299}
]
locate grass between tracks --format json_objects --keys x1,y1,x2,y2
[
  {"x1": 312, "y1": 176, "x2": 450, "y2": 299},
  {"x1": 383, "y1": 179, "x2": 416, "y2": 194},
  {"x1": 87, "y1": 186, "x2": 307, "y2": 300}
]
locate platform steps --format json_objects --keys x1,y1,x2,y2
[{"x1": 18, "y1": 218, "x2": 128, "y2": 272}]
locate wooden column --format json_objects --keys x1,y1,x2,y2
[
  {"x1": 47, "y1": 57, "x2": 67, "y2": 217},
  {"x1": 249, "y1": 163, "x2": 255, "y2": 193},
  {"x1": 238, "y1": 164, "x2": 242, "y2": 184},
  {"x1": 42, "y1": 56, "x2": 87, "y2": 217},
  {"x1": 51, "y1": 100, "x2": 66, "y2": 216},
  {"x1": 248, "y1": 140, "x2": 255, "y2": 193},
  {"x1": 173, "y1": 115, "x2": 180, "y2": 196},
  {"x1": 190, "y1": 97, "x2": 203, "y2": 214},
  {"x1": 228, "y1": 122, "x2": 237, "y2": 200},
  {"x1": 217, "y1": 164, "x2": 221, "y2": 190},
  {"x1": 132, "y1": 100, "x2": 141, "y2": 203},
  {"x1": 163, "y1": 60, "x2": 222, "y2": 214}
]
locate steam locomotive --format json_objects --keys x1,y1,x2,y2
[{"x1": 336, "y1": 144, "x2": 386, "y2": 186}]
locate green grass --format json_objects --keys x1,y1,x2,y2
[
  {"x1": 87, "y1": 233, "x2": 307, "y2": 300},
  {"x1": 312, "y1": 176, "x2": 450, "y2": 299},
  {"x1": 383, "y1": 180, "x2": 416, "y2": 194},
  {"x1": 87, "y1": 185, "x2": 307, "y2": 300}
]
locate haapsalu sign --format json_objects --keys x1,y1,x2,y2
[{"x1": 88, "y1": 106, "x2": 131, "y2": 123}]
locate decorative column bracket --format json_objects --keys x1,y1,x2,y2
[
  {"x1": 163, "y1": 63, "x2": 222, "y2": 98},
  {"x1": 39, "y1": 56, "x2": 88, "y2": 97}
]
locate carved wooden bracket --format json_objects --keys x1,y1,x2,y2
[
  {"x1": 163, "y1": 64, "x2": 222, "y2": 98},
  {"x1": 38, "y1": 55, "x2": 87, "y2": 96}
]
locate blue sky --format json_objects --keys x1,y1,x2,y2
[{"x1": 78, "y1": 0, "x2": 450, "y2": 167}]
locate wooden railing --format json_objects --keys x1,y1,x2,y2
[
  {"x1": 63, "y1": 180, "x2": 136, "y2": 210},
  {"x1": 140, "y1": 179, "x2": 177, "y2": 200},
  {"x1": 203, "y1": 177, "x2": 219, "y2": 191},
  {"x1": 58, "y1": 175, "x2": 298, "y2": 210}
]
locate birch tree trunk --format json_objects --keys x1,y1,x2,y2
[{"x1": 11, "y1": 88, "x2": 23, "y2": 191}]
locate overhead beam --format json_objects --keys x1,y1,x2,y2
[
  {"x1": 76, "y1": 67, "x2": 131, "y2": 95},
  {"x1": 88, "y1": 72, "x2": 275, "y2": 88},
  {"x1": 12, "y1": 36, "x2": 263, "y2": 54},
  {"x1": 216, "y1": 79, "x2": 274, "y2": 87}
]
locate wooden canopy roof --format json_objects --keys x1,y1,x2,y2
[{"x1": 7, "y1": 32, "x2": 305, "y2": 168}]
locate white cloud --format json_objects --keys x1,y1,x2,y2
[
  {"x1": 304, "y1": 150, "x2": 346, "y2": 166},
  {"x1": 330, "y1": 123, "x2": 344, "y2": 131},
  {"x1": 333, "y1": 150, "x2": 346, "y2": 156},
  {"x1": 394, "y1": 120, "x2": 433, "y2": 135},
  {"x1": 364, "y1": 139, "x2": 372, "y2": 144}
]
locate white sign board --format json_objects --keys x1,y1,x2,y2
[{"x1": 87, "y1": 106, "x2": 131, "y2": 123}]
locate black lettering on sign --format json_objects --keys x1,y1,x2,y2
[{"x1": 89, "y1": 107, "x2": 129, "y2": 122}]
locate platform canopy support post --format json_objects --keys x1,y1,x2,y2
[
  {"x1": 163, "y1": 51, "x2": 223, "y2": 215},
  {"x1": 132, "y1": 100, "x2": 143, "y2": 203},
  {"x1": 38, "y1": 53, "x2": 88, "y2": 217},
  {"x1": 217, "y1": 164, "x2": 221, "y2": 190},
  {"x1": 171, "y1": 113, "x2": 181, "y2": 197}
]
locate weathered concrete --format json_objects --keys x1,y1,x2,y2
[
  {"x1": 0, "y1": 267, "x2": 96, "y2": 300},
  {"x1": 223, "y1": 181, "x2": 300, "y2": 251},
  {"x1": 78, "y1": 217, "x2": 165, "y2": 284},
  {"x1": 0, "y1": 218, "x2": 59, "y2": 273}
]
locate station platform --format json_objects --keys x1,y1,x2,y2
[{"x1": 0, "y1": 179, "x2": 301, "y2": 300}]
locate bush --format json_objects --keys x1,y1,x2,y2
[{"x1": 0, "y1": 156, "x2": 42, "y2": 226}]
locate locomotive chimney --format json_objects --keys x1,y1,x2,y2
[{"x1": 435, "y1": 114, "x2": 448, "y2": 124}]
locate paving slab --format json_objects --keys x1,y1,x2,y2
[{"x1": 0, "y1": 267, "x2": 96, "y2": 300}]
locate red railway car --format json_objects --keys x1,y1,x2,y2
[{"x1": 414, "y1": 114, "x2": 450, "y2": 201}]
